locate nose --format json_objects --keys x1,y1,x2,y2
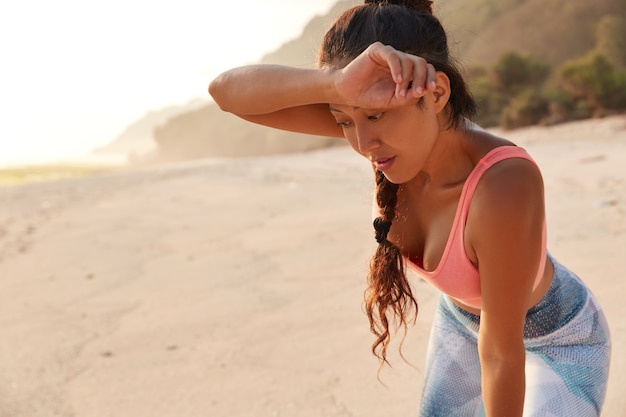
[{"x1": 355, "y1": 125, "x2": 380, "y2": 155}]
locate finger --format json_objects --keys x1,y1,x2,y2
[
  {"x1": 388, "y1": 85, "x2": 423, "y2": 109},
  {"x1": 372, "y1": 43, "x2": 403, "y2": 85},
  {"x1": 396, "y1": 55, "x2": 417, "y2": 98},
  {"x1": 410, "y1": 57, "x2": 430, "y2": 98},
  {"x1": 425, "y1": 63, "x2": 437, "y2": 92},
  {"x1": 382, "y1": 50, "x2": 406, "y2": 99}
]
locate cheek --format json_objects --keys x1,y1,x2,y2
[
  {"x1": 343, "y1": 132, "x2": 364, "y2": 156},
  {"x1": 406, "y1": 116, "x2": 439, "y2": 147}
]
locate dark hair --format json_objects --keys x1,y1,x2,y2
[
  {"x1": 318, "y1": 0, "x2": 477, "y2": 367},
  {"x1": 318, "y1": 0, "x2": 476, "y2": 128}
]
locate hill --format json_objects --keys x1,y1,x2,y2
[
  {"x1": 149, "y1": 1, "x2": 356, "y2": 160},
  {"x1": 93, "y1": 99, "x2": 207, "y2": 159},
  {"x1": 110, "y1": 0, "x2": 625, "y2": 161},
  {"x1": 438, "y1": 0, "x2": 626, "y2": 68}
]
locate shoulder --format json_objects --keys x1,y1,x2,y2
[
  {"x1": 467, "y1": 152, "x2": 545, "y2": 253},
  {"x1": 458, "y1": 127, "x2": 545, "y2": 227},
  {"x1": 475, "y1": 153, "x2": 544, "y2": 211}
]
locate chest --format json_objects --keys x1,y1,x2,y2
[{"x1": 388, "y1": 184, "x2": 471, "y2": 272}]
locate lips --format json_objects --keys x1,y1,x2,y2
[{"x1": 373, "y1": 156, "x2": 396, "y2": 172}]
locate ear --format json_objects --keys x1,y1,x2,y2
[{"x1": 430, "y1": 72, "x2": 451, "y2": 114}]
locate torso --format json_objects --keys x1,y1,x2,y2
[{"x1": 386, "y1": 127, "x2": 553, "y2": 315}]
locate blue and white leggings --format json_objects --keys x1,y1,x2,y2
[{"x1": 420, "y1": 257, "x2": 611, "y2": 416}]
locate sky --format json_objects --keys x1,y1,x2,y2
[{"x1": 0, "y1": 0, "x2": 340, "y2": 167}]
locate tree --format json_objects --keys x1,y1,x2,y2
[
  {"x1": 492, "y1": 52, "x2": 551, "y2": 95},
  {"x1": 559, "y1": 52, "x2": 626, "y2": 111},
  {"x1": 500, "y1": 88, "x2": 550, "y2": 129}
]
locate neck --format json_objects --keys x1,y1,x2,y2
[{"x1": 407, "y1": 118, "x2": 474, "y2": 193}]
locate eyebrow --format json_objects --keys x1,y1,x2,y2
[{"x1": 328, "y1": 105, "x2": 360, "y2": 113}]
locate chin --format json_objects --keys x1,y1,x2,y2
[{"x1": 381, "y1": 171, "x2": 410, "y2": 185}]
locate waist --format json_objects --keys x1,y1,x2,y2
[
  {"x1": 449, "y1": 252, "x2": 554, "y2": 315},
  {"x1": 442, "y1": 256, "x2": 588, "y2": 339}
]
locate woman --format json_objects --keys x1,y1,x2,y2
[{"x1": 209, "y1": 0, "x2": 611, "y2": 415}]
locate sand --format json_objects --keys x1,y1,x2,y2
[{"x1": 0, "y1": 115, "x2": 624, "y2": 416}]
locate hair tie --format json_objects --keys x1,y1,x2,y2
[{"x1": 373, "y1": 217, "x2": 392, "y2": 244}]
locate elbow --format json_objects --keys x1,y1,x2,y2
[
  {"x1": 479, "y1": 348, "x2": 526, "y2": 388},
  {"x1": 480, "y1": 349, "x2": 525, "y2": 371},
  {"x1": 478, "y1": 338, "x2": 525, "y2": 371}
]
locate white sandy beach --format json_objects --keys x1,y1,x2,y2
[{"x1": 0, "y1": 115, "x2": 625, "y2": 416}]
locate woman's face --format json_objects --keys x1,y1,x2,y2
[{"x1": 329, "y1": 97, "x2": 441, "y2": 184}]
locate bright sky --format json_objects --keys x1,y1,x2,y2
[{"x1": 0, "y1": 0, "x2": 340, "y2": 167}]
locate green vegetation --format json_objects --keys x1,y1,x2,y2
[
  {"x1": 467, "y1": 15, "x2": 626, "y2": 129},
  {"x1": 0, "y1": 165, "x2": 113, "y2": 187},
  {"x1": 560, "y1": 53, "x2": 626, "y2": 113}
]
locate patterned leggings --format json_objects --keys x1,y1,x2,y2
[{"x1": 420, "y1": 257, "x2": 611, "y2": 417}]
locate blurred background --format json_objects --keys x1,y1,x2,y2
[
  {"x1": 1, "y1": 0, "x2": 625, "y2": 175},
  {"x1": 1, "y1": 2, "x2": 624, "y2": 415},
  {"x1": 0, "y1": 0, "x2": 341, "y2": 168}
]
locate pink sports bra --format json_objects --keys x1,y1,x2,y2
[{"x1": 378, "y1": 146, "x2": 547, "y2": 309}]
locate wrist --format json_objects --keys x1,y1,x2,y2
[{"x1": 319, "y1": 67, "x2": 344, "y2": 105}]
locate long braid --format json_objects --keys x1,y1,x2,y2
[
  {"x1": 318, "y1": 0, "x2": 476, "y2": 369},
  {"x1": 366, "y1": 170, "x2": 418, "y2": 366}
]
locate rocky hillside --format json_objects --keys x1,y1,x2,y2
[
  {"x1": 111, "y1": 0, "x2": 625, "y2": 161},
  {"x1": 149, "y1": 1, "x2": 355, "y2": 161},
  {"x1": 439, "y1": 0, "x2": 625, "y2": 68},
  {"x1": 94, "y1": 99, "x2": 207, "y2": 159}
]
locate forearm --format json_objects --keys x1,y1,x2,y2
[
  {"x1": 209, "y1": 65, "x2": 341, "y2": 115},
  {"x1": 480, "y1": 351, "x2": 526, "y2": 416}
]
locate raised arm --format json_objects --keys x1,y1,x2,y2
[
  {"x1": 209, "y1": 65, "x2": 345, "y2": 137},
  {"x1": 208, "y1": 42, "x2": 437, "y2": 138}
]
